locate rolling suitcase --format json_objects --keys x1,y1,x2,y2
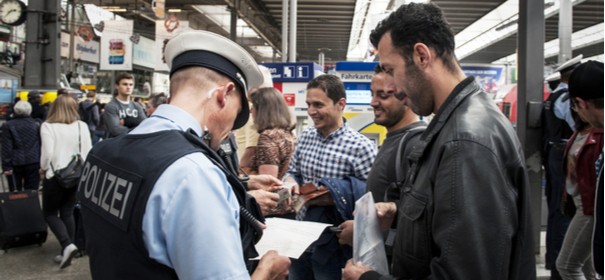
[{"x1": 0, "y1": 190, "x2": 47, "y2": 250}]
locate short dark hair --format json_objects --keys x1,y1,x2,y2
[
  {"x1": 568, "y1": 61, "x2": 603, "y2": 105},
  {"x1": 148, "y1": 92, "x2": 167, "y2": 108},
  {"x1": 115, "y1": 73, "x2": 134, "y2": 85},
  {"x1": 57, "y1": 88, "x2": 69, "y2": 96},
  {"x1": 369, "y1": 3, "x2": 459, "y2": 73},
  {"x1": 306, "y1": 74, "x2": 346, "y2": 104}
]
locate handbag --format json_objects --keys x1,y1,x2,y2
[{"x1": 51, "y1": 123, "x2": 84, "y2": 189}]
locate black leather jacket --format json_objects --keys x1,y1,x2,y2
[{"x1": 365, "y1": 77, "x2": 536, "y2": 279}]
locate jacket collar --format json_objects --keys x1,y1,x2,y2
[{"x1": 408, "y1": 76, "x2": 482, "y2": 163}]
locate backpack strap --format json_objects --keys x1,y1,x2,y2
[{"x1": 394, "y1": 125, "x2": 427, "y2": 182}]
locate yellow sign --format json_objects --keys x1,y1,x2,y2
[{"x1": 80, "y1": 85, "x2": 96, "y2": 90}]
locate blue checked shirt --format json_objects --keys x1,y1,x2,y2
[{"x1": 287, "y1": 122, "x2": 377, "y2": 185}]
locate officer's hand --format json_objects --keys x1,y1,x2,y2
[
  {"x1": 375, "y1": 202, "x2": 397, "y2": 231},
  {"x1": 248, "y1": 174, "x2": 283, "y2": 191},
  {"x1": 342, "y1": 259, "x2": 372, "y2": 280},
  {"x1": 248, "y1": 189, "x2": 279, "y2": 215},
  {"x1": 3, "y1": 170, "x2": 12, "y2": 176},
  {"x1": 252, "y1": 250, "x2": 290, "y2": 280},
  {"x1": 337, "y1": 220, "x2": 354, "y2": 245}
]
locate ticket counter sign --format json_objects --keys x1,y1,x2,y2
[{"x1": 261, "y1": 62, "x2": 322, "y2": 83}]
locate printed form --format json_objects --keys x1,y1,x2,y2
[{"x1": 253, "y1": 218, "x2": 331, "y2": 259}]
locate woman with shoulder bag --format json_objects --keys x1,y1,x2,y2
[{"x1": 39, "y1": 94, "x2": 92, "y2": 269}]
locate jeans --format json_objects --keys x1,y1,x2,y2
[
  {"x1": 289, "y1": 249, "x2": 344, "y2": 280},
  {"x1": 556, "y1": 195, "x2": 595, "y2": 280},
  {"x1": 42, "y1": 176, "x2": 77, "y2": 250}
]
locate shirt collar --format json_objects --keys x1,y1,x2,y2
[
  {"x1": 151, "y1": 104, "x2": 204, "y2": 136},
  {"x1": 315, "y1": 122, "x2": 348, "y2": 141}
]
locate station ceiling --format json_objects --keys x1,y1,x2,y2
[{"x1": 77, "y1": 0, "x2": 604, "y2": 66}]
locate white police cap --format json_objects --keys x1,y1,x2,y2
[
  {"x1": 164, "y1": 30, "x2": 263, "y2": 129},
  {"x1": 555, "y1": 54, "x2": 583, "y2": 74},
  {"x1": 545, "y1": 72, "x2": 560, "y2": 82}
]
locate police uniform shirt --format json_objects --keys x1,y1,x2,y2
[
  {"x1": 552, "y1": 82, "x2": 576, "y2": 130},
  {"x1": 129, "y1": 104, "x2": 250, "y2": 279}
]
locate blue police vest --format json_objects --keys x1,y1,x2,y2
[{"x1": 77, "y1": 130, "x2": 263, "y2": 279}]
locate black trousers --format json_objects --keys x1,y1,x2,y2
[
  {"x1": 42, "y1": 176, "x2": 77, "y2": 250},
  {"x1": 12, "y1": 163, "x2": 41, "y2": 191},
  {"x1": 544, "y1": 144, "x2": 572, "y2": 275}
]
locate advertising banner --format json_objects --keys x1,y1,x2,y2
[
  {"x1": 60, "y1": 32, "x2": 71, "y2": 58},
  {"x1": 133, "y1": 36, "x2": 155, "y2": 69},
  {"x1": 99, "y1": 20, "x2": 133, "y2": 71},
  {"x1": 155, "y1": 19, "x2": 189, "y2": 71},
  {"x1": 0, "y1": 79, "x2": 16, "y2": 103},
  {"x1": 461, "y1": 65, "x2": 505, "y2": 94},
  {"x1": 61, "y1": 32, "x2": 100, "y2": 63},
  {"x1": 77, "y1": 39, "x2": 100, "y2": 64}
]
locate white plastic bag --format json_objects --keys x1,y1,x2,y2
[{"x1": 353, "y1": 193, "x2": 389, "y2": 275}]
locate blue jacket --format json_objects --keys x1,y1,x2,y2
[
  {"x1": 1, "y1": 116, "x2": 41, "y2": 170},
  {"x1": 302, "y1": 176, "x2": 366, "y2": 265}
]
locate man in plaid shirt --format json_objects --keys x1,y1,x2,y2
[{"x1": 283, "y1": 74, "x2": 377, "y2": 280}]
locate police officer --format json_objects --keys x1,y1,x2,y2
[
  {"x1": 77, "y1": 30, "x2": 290, "y2": 279},
  {"x1": 542, "y1": 55, "x2": 583, "y2": 279}
]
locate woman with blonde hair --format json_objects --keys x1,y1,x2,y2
[{"x1": 40, "y1": 94, "x2": 92, "y2": 269}]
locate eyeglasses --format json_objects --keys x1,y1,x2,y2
[{"x1": 570, "y1": 98, "x2": 578, "y2": 110}]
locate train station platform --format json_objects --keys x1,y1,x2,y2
[
  {"x1": 0, "y1": 213, "x2": 553, "y2": 279},
  {"x1": 0, "y1": 181, "x2": 563, "y2": 279}
]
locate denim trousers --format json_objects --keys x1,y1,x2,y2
[{"x1": 556, "y1": 195, "x2": 595, "y2": 280}]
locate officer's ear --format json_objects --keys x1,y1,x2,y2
[{"x1": 216, "y1": 83, "x2": 235, "y2": 107}]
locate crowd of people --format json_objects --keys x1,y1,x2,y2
[{"x1": 0, "y1": 2, "x2": 602, "y2": 280}]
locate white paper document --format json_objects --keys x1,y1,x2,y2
[{"x1": 253, "y1": 217, "x2": 331, "y2": 259}]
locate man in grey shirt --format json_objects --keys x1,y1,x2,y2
[{"x1": 102, "y1": 73, "x2": 146, "y2": 138}]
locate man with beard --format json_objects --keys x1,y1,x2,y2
[
  {"x1": 336, "y1": 65, "x2": 425, "y2": 250},
  {"x1": 343, "y1": 3, "x2": 535, "y2": 279}
]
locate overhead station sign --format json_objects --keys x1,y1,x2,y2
[{"x1": 262, "y1": 62, "x2": 322, "y2": 83}]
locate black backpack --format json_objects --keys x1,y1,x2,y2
[{"x1": 79, "y1": 102, "x2": 95, "y2": 124}]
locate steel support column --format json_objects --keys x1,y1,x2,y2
[
  {"x1": 24, "y1": 0, "x2": 61, "y2": 89},
  {"x1": 288, "y1": 0, "x2": 297, "y2": 62},
  {"x1": 230, "y1": 0, "x2": 238, "y2": 41},
  {"x1": 518, "y1": 0, "x2": 545, "y2": 253},
  {"x1": 558, "y1": 0, "x2": 573, "y2": 62},
  {"x1": 281, "y1": 0, "x2": 288, "y2": 62}
]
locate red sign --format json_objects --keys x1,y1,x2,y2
[{"x1": 283, "y1": 93, "x2": 295, "y2": 106}]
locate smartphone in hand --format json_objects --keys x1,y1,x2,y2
[{"x1": 328, "y1": 226, "x2": 342, "y2": 233}]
